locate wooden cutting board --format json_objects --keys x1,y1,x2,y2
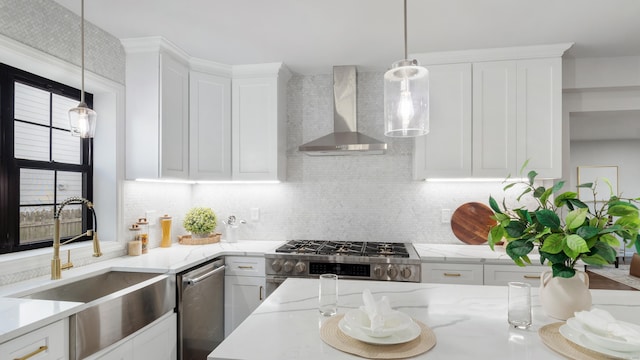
[{"x1": 450, "y1": 202, "x2": 496, "y2": 245}]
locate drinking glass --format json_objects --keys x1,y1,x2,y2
[
  {"x1": 319, "y1": 274, "x2": 338, "y2": 316},
  {"x1": 508, "y1": 282, "x2": 532, "y2": 329}
]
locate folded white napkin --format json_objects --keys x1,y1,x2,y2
[
  {"x1": 361, "y1": 289, "x2": 393, "y2": 332},
  {"x1": 574, "y1": 308, "x2": 640, "y2": 345}
]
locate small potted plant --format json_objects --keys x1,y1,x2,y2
[
  {"x1": 487, "y1": 165, "x2": 640, "y2": 319},
  {"x1": 183, "y1": 207, "x2": 217, "y2": 239}
]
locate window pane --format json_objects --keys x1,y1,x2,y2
[
  {"x1": 52, "y1": 129, "x2": 80, "y2": 164},
  {"x1": 14, "y1": 82, "x2": 50, "y2": 125},
  {"x1": 20, "y1": 169, "x2": 54, "y2": 205},
  {"x1": 57, "y1": 204, "x2": 83, "y2": 239},
  {"x1": 19, "y1": 205, "x2": 55, "y2": 244},
  {"x1": 15, "y1": 122, "x2": 49, "y2": 161},
  {"x1": 52, "y1": 94, "x2": 77, "y2": 130},
  {"x1": 57, "y1": 171, "x2": 83, "y2": 199}
]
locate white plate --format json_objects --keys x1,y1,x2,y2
[
  {"x1": 559, "y1": 324, "x2": 640, "y2": 360},
  {"x1": 343, "y1": 308, "x2": 413, "y2": 338},
  {"x1": 338, "y1": 317, "x2": 421, "y2": 345},
  {"x1": 567, "y1": 317, "x2": 640, "y2": 353}
]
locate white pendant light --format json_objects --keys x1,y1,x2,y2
[
  {"x1": 68, "y1": 0, "x2": 97, "y2": 138},
  {"x1": 384, "y1": 0, "x2": 429, "y2": 137}
]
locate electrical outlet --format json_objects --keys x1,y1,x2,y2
[
  {"x1": 146, "y1": 210, "x2": 157, "y2": 226},
  {"x1": 250, "y1": 208, "x2": 260, "y2": 221},
  {"x1": 441, "y1": 209, "x2": 451, "y2": 223}
]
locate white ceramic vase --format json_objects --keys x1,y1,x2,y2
[{"x1": 539, "y1": 270, "x2": 592, "y2": 320}]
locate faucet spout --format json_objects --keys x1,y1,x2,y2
[{"x1": 52, "y1": 197, "x2": 102, "y2": 280}]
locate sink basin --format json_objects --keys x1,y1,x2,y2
[{"x1": 20, "y1": 270, "x2": 175, "y2": 360}]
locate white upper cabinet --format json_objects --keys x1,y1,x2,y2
[
  {"x1": 413, "y1": 63, "x2": 472, "y2": 179},
  {"x1": 189, "y1": 71, "x2": 232, "y2": 180},
  {"x1": 413, "y1": 43, "x2": 571, "y2": 180},
  {"x1": 232, "y1": 64, "x2": 291, "y2": 181},
  {"x1": 123, "y1": 38, "x2": 189, "y2": 180}
]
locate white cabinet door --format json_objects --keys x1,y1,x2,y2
[
  {"x1": 224, "y1": 275, "x2": 266, "y2": 337},
  {"x1": 516, "y1": 58, "x2": 562, "y2": 179},
  {"x1": 0, "y1": 319, "x2": 67, "y2": 360},
  {"x1": 124, "y1": 41, "x2": 190, "y2": 180},
  {"x1": 132, "y1": 313, "x2": 177, "y2": 360},
  {"x1": 189, "y1": 71, "x2": 232, "y2": 180},
  {"x1": 413, "y1": 63, "x2": 472, "y2": 179},
  {"x1": 160, "y1": 52, "x2": 190, "y2": 179},
  {"x1": 484, "y1": 264, "x2": 546, "y2": 286},
  {"x1": 472, "y1": 60, "x2": 518, "y2": 178},
  {"x1": 232, "y1": 64, "x2": 290, "y2": 181},
  {"x1": 421, "y1": 262, "x2": 484, "y2": 285}
]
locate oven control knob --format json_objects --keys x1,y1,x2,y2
[
  {"x1": 283, "y1": 260, "x2": 295, "y2": 273},
  {"x1": 271, "y1": 259, "x2": 283, "y2": 273},
  {"x1": 387, "y1": 265, "x2": 398, "y2": 279},
  {"x1": 373, "y1": 265, "x2": 384, "y2": 278},
  {"x1": 400, "y1": 267, "x2": 412, "y2": 279},
  {"x1": 294, "y1": 261, "x2": 306, "y2": 274}
]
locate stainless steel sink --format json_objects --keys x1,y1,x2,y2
[{"x1": 20, "y1": 270, "x2": 175, "y2": 360}]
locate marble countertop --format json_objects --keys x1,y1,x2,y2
[
  {"x1": 413, "y1": 243, "x2": 543, "y2": 264},
  {"x1": 0, "y1": 240, "x2": 283, "y2": 344},
  {"x1": 209, "y1": 278, "x2": 640, "y2": 360}
]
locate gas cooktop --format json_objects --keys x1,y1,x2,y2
[{"x1": 275, "y1": 240, "x2": 412, "y2": 258}]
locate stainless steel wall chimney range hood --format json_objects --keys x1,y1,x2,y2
[{"x1": 298, "y1": 66, "x2": 387, "y2": 155}]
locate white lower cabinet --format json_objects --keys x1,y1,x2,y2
[
  {"x1": 0, "y1": 319, "x2": 68, "y2": 360},
  {"x1": 88, "y1": 312, "x2": 177, "y2": 360},
  {"x1": 224, "y1": 256, "x2": 266, "y2": 337},
  {"x1": 421, "y1": 263, "x2": 484, "y2": 285},
  {"x1": 484, "y1": 264, "x2": 546, "y2": 286}
]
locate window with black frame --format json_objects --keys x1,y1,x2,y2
[{"x1": 0, "y1": 64, "x2": 93, "y2": 254}]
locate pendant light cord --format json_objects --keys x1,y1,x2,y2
[
  {"x1": 80, "y1": 0, "x2": 85, "y2": 104},
  {"x1": 403, "y1": 0, "x2": 408, "y2": 59}
]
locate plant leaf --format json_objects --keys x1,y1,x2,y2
[
  {"x1": 551, "y1": 181, "x2": 565, "y2": 193},
  {"x1": 540, "y1": 233, "x2": 564, "y2": 254},
  {"x1": 533, "y1": 186, "x2": 546, "y2": 198},
  {"x1": 608, "y1": 204, "x2": 639, "y2": 217},
  {"x1": 554, "y1": 192, "x2": 577, "y2": 207},
  {"x1": 598, "y1": 233, "x2": 620, "y2": 247},
  {"x1": 540, "y1": 250, "x2": 569, "y2": 265},
  {"x1": 488, "y1": 226, "x2": 504, "y2": 249},
  {"x1": 566, "y1": 208, "x2": 588, "y2": 230},
  {"x1": 591, "y1": 241, "x2": 617, "y2": 263},
  {"x1": 527, "y1": 170, "x2": 538, "y2": 186},
  {"x1": 567, "y1": 198, "x2": 589, "y2": 209},
  {"x1": 576, "y1": 226, "x2": 600, "y2": 240},
  {"x1": 489, "y1": 196, "x2": 502, "y2": 214},
  {"x1": 503, "y1": 182, "x2": 516, "y2": 191},
  {"x1": 565, "y1": 234, "x2": 589, "y2": 254},
  {"x1": 505, "y1": 221, "x2": 526, "y2": 238},
  {"x1": 577, "y1": 182, "x2": 593, "y2": 188},
  {"x1": 535, "y1": 209, "x2": 561, "y2": 229},
  {"x1": 552, "y1": 263, "x2": 575, "y2": 278},
  {"x1": 517, "y1": 187, "x2": 532, "y2": 201},
  {"x1": 539, "y1": 187, "x2": 554, "y2": 206},
  {"x1": 519, "y1": 160, "x2": 530, "y2": 176},
  {"x1": 506, "y1": 239, "x2": 534, "y2": 258},
  {"x1": 580, "y1": 254, "x2": 610, "y2": 266}
]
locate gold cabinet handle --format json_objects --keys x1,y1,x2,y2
[
  {"x1": 524, "y1": 275, "x2": 540, "y2": 279},
  {"x1": 443, "y1": 272, "x2": 462, "y2": 277},
  {"x1": 15, "y1": 345, "x2": 48, "y2": 360},
  {"x1": 238, "y1": 265, "x2": 254, "y2": 269},
  {"x1": 259, "y1": 285, "x2": 264, "y2": 301}
]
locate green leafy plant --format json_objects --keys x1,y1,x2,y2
[
  {"x1": 183, "y1": 207, "x2": 217, "y2": 235},
  {"x1": 488, "y1": 166, "x2": 640, "y2": 278}
]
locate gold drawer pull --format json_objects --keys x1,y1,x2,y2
[
  {"x1": 259, "y1": 285, "x2": 264, "y2": 301},
  {"x1": 15, "y1": 345, "x2": 48, "y2": 360},
  {"x1": 523, "y1": 275, "x2": 540, "y2": 279},
  {"x1": 444, "y1": 272, "x2": 462, "y2": 277},
  {"x1": 238, "y1": 265, "x2": 254, "y2": 269}
]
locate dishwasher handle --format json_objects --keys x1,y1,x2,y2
[{"x1": 184, "y1": 265, "x2": 225, "y2": 285}]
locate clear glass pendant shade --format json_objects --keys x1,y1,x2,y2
[
  {"x1": 69, "y1": 102, "x2": 97, "y2": 138},
  {"x1": 384, "y1": 59, "x2": 429, "y2": 137}
]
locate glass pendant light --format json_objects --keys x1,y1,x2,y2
[
  {"x1": 68, "y1": 0, "x2": 97, "y2": 138},
  {"x1": 384, "y1": 0, "x2": 429, "y2": 137}
]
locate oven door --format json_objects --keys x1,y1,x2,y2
[{"x1": 265, "y1": 275, "x2": 289, "y2": 297}]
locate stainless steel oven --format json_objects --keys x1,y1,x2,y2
[{"x1": 265, "y1": 241, "x2": 421, "y2": 297}]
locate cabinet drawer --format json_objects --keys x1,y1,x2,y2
[
  {"x1": 484, "y1": 264, "x2": 545, "y2": 286},
  {"x1": 421, "y1": 263, "x2": 483, "y2": 285},
  {"x1": 0, "y1": 319, "x2": 67, "y2": 360},
  {"x1": 225, "y1": 256, "x2": 265, "y2": 276}
]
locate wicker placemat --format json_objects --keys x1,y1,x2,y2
[
  {"x1": 538, "y1": 322, "x2": 616, "y2": 360},
  {"x1": 320, "y1": 314, "x2": 436, "y2": 359}
]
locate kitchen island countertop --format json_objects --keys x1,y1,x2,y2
[{"x1": 209, "y1": 277, "x2": 640, "y2": 360}]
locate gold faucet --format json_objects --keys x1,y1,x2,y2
[{"x1": 52, "y1": 197, "x2": 102, "y2": 280}]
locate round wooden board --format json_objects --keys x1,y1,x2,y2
[{"x1": 450, "y1": 202, "x2": 496, "y2": 245}]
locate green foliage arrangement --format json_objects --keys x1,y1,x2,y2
[
  {"x1": 488, "y1": 166, "x2": 640, "y2": 279},
  {"x1": 183, "y1": 207, "x2": 217, "y2": 235}
]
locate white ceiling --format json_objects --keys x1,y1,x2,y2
[{"x1": 52, "y1": 0, "x2": 640, "y2": 75}]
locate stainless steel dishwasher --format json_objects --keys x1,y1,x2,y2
[{"x1": 177, "y1": 257, "x2": 225, "y2": 360}]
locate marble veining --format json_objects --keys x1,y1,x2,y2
[{"x1": 210, "y1": 278, "x2": 640, "y2": 360}]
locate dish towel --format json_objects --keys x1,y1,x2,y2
[
  {"x1": 361, "y1": 289, "x2": 393, "y2": 332},
  {"x1": 574, "y1": 308, "x2": 640, "y2": 345}
]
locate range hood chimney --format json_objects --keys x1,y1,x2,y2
[{"x1": 298, "y1": 66, "x2": 387, "y2": 155}]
